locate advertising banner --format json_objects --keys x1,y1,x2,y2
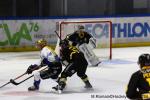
[
  {"x1": 0, "y1": 20, "x2": 58, "y2": 49},
  {"x1": 1, "y1": 16, "x2": 150, "y2": 51}
]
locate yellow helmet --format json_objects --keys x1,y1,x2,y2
[{"x1": 36, "y1": 39, "x2": 47, "y2": 46}]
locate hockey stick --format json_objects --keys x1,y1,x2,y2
[
  {"x1": 0, "y1": 66, "x2": 43, "y2": 88},
  {"x1": 10, "y1": 75, "x2": 33, "y2": 85},
  {"x1": 54, "y1": 30, "x2": 61, "y2": 40},
  {"x1": 0, "y1": 72, "x2": 27, "y2": 88},
  {"x1": 10, "y1": 67, "x2": 48, "y2": 86},
  {"x1": 55, "y1": 30, "x2": 79, "y2": 45}
]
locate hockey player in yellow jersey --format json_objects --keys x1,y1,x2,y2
[
  {"x1": 52, "y1": 39, "x2": 92, "y2": 93},
  {"x1": 126, "y1": 53, "x2": 150, "y2": 100}
]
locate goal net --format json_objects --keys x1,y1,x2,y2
[{"x1": 55, "y1": 20, "x2": 112, "y2": 60}]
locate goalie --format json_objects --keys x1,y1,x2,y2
[{"x1": 66, "y1": 25, "x2": 100, "y2": 66}]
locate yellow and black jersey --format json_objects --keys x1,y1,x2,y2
[
  {"x1": 67, "y1": 31, "x2": 92, "y2": 46},
  {"x1": 60, "y1": 45, "x2": 79, "y2": 62},
  {"x1": 126, "y1": 70, "x2": 150, "y2": 100},
  {"x1": 60, "y1": 45, "x2": 87, "y2": 65}
]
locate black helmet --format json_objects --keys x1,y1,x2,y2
[
  {"x1": 78, "y1": 25, "x2": 85, "y2": 30},
  {"x1": 138, "y1": 53, "x2": 150, "y2": 68},
  {"x1": 59, "y1": 39, "x2": 69, "y2": 48}
]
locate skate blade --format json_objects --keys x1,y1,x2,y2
[
  {"x1": 85, "y1": 87, "x2": 94, "y2": 91},
  {"x1": 52, "y1": 88, "x2": 62, "y2": 94},
  {"x1": 58, "y1": 90, "x2": 62, "y2": 94}
]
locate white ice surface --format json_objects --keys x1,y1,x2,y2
[{"x1": 0, "y1": 46, "x2": 150, "y2": 100}]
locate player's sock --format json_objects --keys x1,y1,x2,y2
[{"x1": 28, "y1": 80, "x2": 40, "y2": 91}]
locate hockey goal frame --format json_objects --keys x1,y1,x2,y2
[{"x1": 59, "y1": 21, "x2": 112, "y2": 59}]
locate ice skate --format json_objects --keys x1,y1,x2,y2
[
  {"x1": 52, "y1": 85, "x2": 59, "y2": 91},
  {"x1": 93, "y1": 61, "x2": 101, "y2": 67},
  {"x1": 52, "y1": 85, "x2": 63, "y2": 94},
  {"x1": 52, "y1": 82, "x2": 66, "y2": 94},
  {"x1": 84, "y1": 81, "x2": 93, "y2": 89},
  {"x1": 28, "y1": 86, "x2": 39, "y2": 91},
  {"x1": 28, "y1": 80, "x2": 40, "y2": 91}
]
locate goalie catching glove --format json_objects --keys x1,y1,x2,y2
[{"x1": 26, "y1": 64, "x2": 39, "y2": 74}]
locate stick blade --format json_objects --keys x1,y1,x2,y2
[{"x1": 10, "y1": 79, "x2": 19, "y2": 85}]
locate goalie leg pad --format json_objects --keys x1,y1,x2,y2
[{"x1": 79, "y1": 43, "x2": 100, "y2": 66}]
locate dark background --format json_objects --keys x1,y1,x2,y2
[{"x1": 0, "y1": 0, "x2": 149, "y2": 17}]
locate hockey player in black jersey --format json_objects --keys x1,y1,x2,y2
[
  {"x1": 126, "y1": 53, "x2": 150, "y2": 100},
  {"x1": 66, "y1": 25, "x2": 100, "y2": 66},
  {"x1": 52, "y1": 39, "x2": 93, "y2": 93}
]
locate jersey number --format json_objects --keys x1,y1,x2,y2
[{"x1": 146, "y1": 78, "x2": 150, "y2": 86}]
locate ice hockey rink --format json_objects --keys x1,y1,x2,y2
[{"x1": 0, "y1": 46, "x2": 150, "y2": 100}]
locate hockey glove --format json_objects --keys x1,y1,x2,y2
[
  {"x1": 89, "y1": 38, "x2": 96, "y2": 48},
  {"x1": 26, "y1": 64, "x2": 39, "y2": 74}
]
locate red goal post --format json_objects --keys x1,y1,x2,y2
[{"x1": 58, "y1": 20, "x2": 112, "y2": 60}]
